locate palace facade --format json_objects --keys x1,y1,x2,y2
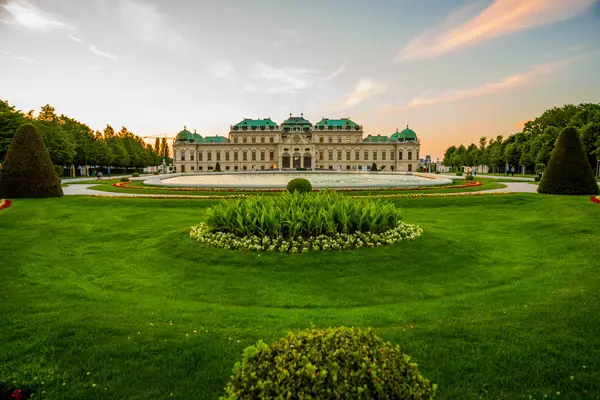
[{"x1": 172, "y1": 114, "x2": 420, "y2": 173}]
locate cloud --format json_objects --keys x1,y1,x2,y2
[
  {"x1": 90, "y1": 45, "x2": 118, "y2": 61},
  {"x1": 208, "y1": 61, "x2": 235, "y2": 81},
  {"x1": 119, "y1": 1, "x2": 187, "y2": 52},
  {"x1": 1, "y1": 0, "x2": 72, "y2": 31},
  {"x1": 3, "y1": 51, "x2": 33, "y2": 62},
  {"x1": 336, "y1": 79, "x2": 387, "y2": 110},
  {"x1": 272, "y1": 30, "x2": 308, "y2": 48},
  {"x1": 395, "y1": 0, "x2": 598, "y2": 61},
  {"x1": 387, "y1": 56, "x2": 585, "y2": 112},
  {"x1": 68, "y1": 34, "x2": 83, "y2": 43},
  {"x1": 248, "y1": 63, "x2": 345, "y2": 94}
]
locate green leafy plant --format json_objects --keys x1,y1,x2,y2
[
  {"x1": 0, "y1": 124, "x2": 63, "y2": 198},
  {"x1": 538, "y1": 127, "x2": 599, "y2": 195},
  {"x1": 132, "y1": 173, "x2": 140, "y2": 177},
  {"x1": 215, "y1": 162, "x2": 222, "y2": 172},
  {"x1": 221, "y1": 327, "x2": 437, "y2": 399},
  {"x1": 120, "y1": 177, "x2": 129, "y2": 183},
  {"x1": 456, "y1": 171, "x2": 463, "y2": 176},
  {"x1": 153, "y1": 171, "x2": 159, "y2": 175},
  {"x1": 465, "y1": 175, "x2": 474, "y2": 181},
  {"x1": 534, "y1": 176, "x2": 541, "y2": 182},
  {"x1": 286, "y1": 178, "x2": 312, "y2": 194}
]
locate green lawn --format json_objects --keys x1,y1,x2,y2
[
  {"x1": 84, "y1": 178, "x2": 506, "y2": 196},
  {"x1": 1, "y1": 195, "x2": 599, "y2": 399}
]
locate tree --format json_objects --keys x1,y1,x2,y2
[
  {"x1": 160, "y1": 137, "x2": 169, "y2": 160},
  {"x1": 215, "y1": 162, "x2": 222, "y2": 172},
  {"x1": 154, "y1": 137, "x2": 161, "y2": 156},
  {"x1": 0, "y1": 100, "x2": 25, "y2": 162},
  {"x1": 537, "y1": 127, "x2": 599, "y2": 195},
  {"x1": 0, "y1": 123, "x2": 63, "y2": 198},
  {"x1": 35, "y1": 120, "x2": 76, "y2": 166}
]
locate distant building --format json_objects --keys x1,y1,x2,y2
[
  {"x1": 172, "y1": 114, "x2": 421, "y2": 173},
  {"x1": 425, "y1": 155, "x2": 432, "y2": 164}
]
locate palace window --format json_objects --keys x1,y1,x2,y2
[
  {"x1": 216, "y1": 151, "x2": 221, "y2": 161},
  {"x1": 261, "y1": 165, "x2": 265, "y2": 170},
  {"x1": 399, "y1": 151, "x2": 403, "y2": 160},
  {"x1": 391, "y1": 151, "x2": 395, "y2": 160},
  {"x1": 190, "y1": 151, "x2": 194, "y2": 161},
  {"x1": 319, "y1": 137, "x2": 324, "y2": 143},
  {"x1": 328, "y1": 151, "x2": 333, "y2": 161},
  {"x1": 416, "y1": 151, "x2": 419, "y2": 159},
  {"x1": 269, "y1": 151, "x2": 274, "y2": 161},
  {"x1": 408, "y1": 151, "x2": 412, "y2": 160},
  {"x1": 199, "y1": 166, "x2": 202, "y2": 171},
  {"x1": 260, "y1": 151, "x2": 265, "y2": 161},
  {"x1": 233, "y1": 137, "x2": 238, "y2": 144},
  {"x1": 225, "y1": 152, "x2": 230, "y2": 161},
  {"x1": 252, "y1": 151, "x2": 256, "y2": 161},
  {"x1": 337, "y1": 150, "x2": 342, "y2": 161},
  {"x1": 207, "y1": 151, "x2": 212, "y2": 161},
  {"x1": 270, "y1": 137, "x2": 274, "y2": 143},
  {"x1": 225, "y1": 166, "x2": 230, "y2": 170},
  {"x1": 373, "y1": 151, "x2": 377, "y2": 161},
  {"x1": 319, "y1": 151, "x2": 324, "y2": 161},
  {"x1": 198, "y1": 151, "x2": 203, "y2": 161},
  {"x1": 261, "y1": 137, "x2": 265, "y2": 144},
  {"x1": 234, "y1": 151, "x2": 238, "y2": 161},
  {"x1": 191, "y1": 166, "x2": 194, "y2": 171},
  {"x1": 329, "y1": 136, "x2": 333, "y2": 143},
  {"x1": 252, "y1": 137, "x2": 256, "y2": 144},
  {"x1": 355, "y1": 150, "x2": 359, "y2": 160},
  {"x1": 243, "y1": 152, "x2": 247, "y2": 161},
  {"x1": 234, "y1": 166, "x2": 238, "y2": 170},
  {"x1": 364, "y1": 151, "x2": 368, "y2": 160},
  {"x1": 382, "y1": 151, "x2": 386, "y2": 161},
  {"x1": 180, "y1": 151, "x2": 185, "y2": 161},
  {"x1": 337, "y1": 136, "x2": 342, "y2": 143},
  {"x1": 346, "y1": 150, "x2": 351, "y2": 161}
]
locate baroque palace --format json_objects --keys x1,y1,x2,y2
[{"x1": 172, "y1": 114, "x2": 420, "y2": 172}]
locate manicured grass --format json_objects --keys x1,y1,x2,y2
[
  {"x1": 1, "y1": 195, "x2": 600, "y2": 399},
  {"x1": 85, "y1": 178, "x2": 506, "y2": 196}
]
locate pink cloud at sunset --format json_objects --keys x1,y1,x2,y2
[{"x1": 395, "y1": 0, "x2": 598, "y2": 61}]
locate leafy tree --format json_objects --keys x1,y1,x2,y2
[{"x1": 0, "y1": 100, "x2": 25, "y2": 162}]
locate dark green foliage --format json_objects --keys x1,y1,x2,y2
[
  {"x1": 286, "y1": 178, "x2": 312, "y2": 194},
  {"x1": 222, "y1": 327, "x2": 437, "y2": 399},
  {"x1": 54, "y1": 165, "x2": 64, "y2": 177},
  {"x1": 0, "y1": 124, "x2": 63, "y2": 198},
  {"x1": 153, "y1": 171, "x2": 159, "y2": 175},
  {"x1": 205, "y1": 191, "x2": 402, "y2": 238},
  {"x1": 120, "y1": 177, "x2": 129, "y2": 182},
  {"x1": 465, "y1": 175, "x2": 474, "y2": 181},
  {"x1": 371, "y1": 162, "x2": 378, "y2": 171},
  {"x1": 538, "y1": 127, "x2": 599, "y2": 195},
  {"x1": 132, "y1": 173, "x2": 140, "y2": 177},
  {"x1": 456, "y1": 171, "x2": 463, "y2": 176},
  {"x1": 534, "y1": 176, "x2": 541, "y2": 182},
  {"x1": 215, "y1": 162, "x2": 222, "y2": 172}
]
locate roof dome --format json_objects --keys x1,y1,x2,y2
[
  {"x1": 392, "y1": 125, "x2": 417, "y2": 142},
  {"x1": 192, "y1": 130, "x2": 203, "y2": 143},
  {"x1": 175, "y1": 126, "x2": 194, "y2": 142}
]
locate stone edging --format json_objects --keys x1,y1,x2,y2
[{"x1": 0, "y1": 199, "x2": 13, "y2": 210}]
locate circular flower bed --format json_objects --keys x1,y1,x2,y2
[
  {"x1": 189, "y1": 190, "x2": 422, "y2": 253},
  {"x1": 0, "y1": 199, "x2": 13, "y2": 211},
  {"x1": 591, "y1": 195, "x2": 600, "y2": 205}
]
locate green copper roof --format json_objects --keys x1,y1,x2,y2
[
  {"x1": 282, "y1": 114, "x2": 312, "y2": 127},
  {"x1": 175, "y1": 127, "x2": 194, "y2": 142},
  {"x1": 391, "y1": 126, "x2": 418, "y2": 142},
  {"x1": 363, "y1": 135, "x2": 391, "y2": 143},
  {"x1": 193, "y1": 130, "x2": 203, "y2": 143},
  {"x1": 233, "y1": 118, "x2": 278, "y2": 128},
  {"x1": 203, "y1": 135, "x2": 229, "y2": 144},
  {"x1": 314, "y1": 118, "x2": 360, "y2": 129}
]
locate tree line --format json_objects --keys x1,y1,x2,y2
[
  {"x1": 442, "y1": 103, "x2": 600, "y2": 174},
  {"x1": 0, "y1": 99, "x2": 170, "y2": 172}
]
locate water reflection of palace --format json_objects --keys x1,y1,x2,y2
[{"x1": 172, "y1": 114, "x2": 420, "y2": 173}]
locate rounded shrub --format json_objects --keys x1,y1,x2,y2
[
  {"x1": 534, "y1": 176, "x2": 541, "y2": 182},
  {"x1": 0, "y1": 123, "x2": 63, "y2": 198},
  {"x1": 538, "y1": 127, "x2": 599, "y2": 195},
  {"x1": 120, "y1": 177, "x2": 129, "y2": 183},
  {"x1": 455, "y1": 171, "x2": 463, "y2": 176},
  {"x1": 132, "y1": 173, "x2": 140, "y2": 177},
  {"x1": 54, "y1": 165, "x2": 63, "y2": 177},
  {"x1": 153, "y1": 171, "x2": 160, "y2": 175},
  {"x1": 465, "y1": 175, "x2": 474, "y2": 181},
  {"x1": 286, "y1": 178, "x2": 312, "y2": 194},
  {"x1": 222, "y1": 327, "x2": 437, "y2": 399}
]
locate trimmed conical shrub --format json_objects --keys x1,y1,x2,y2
[
  {"x1": 0, "y1": 123, "x2": 63, "y2": 198},
  {"x1": 538, "y1": 127, "x2": 599, "y2": 195}
]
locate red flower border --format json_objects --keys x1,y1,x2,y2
[
  {"x1": 0, "y1": 199, "x2": 12, "y2": 210},
  {"x1": 591, "y1": 196, "x2": 600, "y2": 205},
  {"x1": 112, "y1": 180, "x2": 483, "y2": 192}
]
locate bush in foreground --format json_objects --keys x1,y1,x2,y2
[
  {"x1": 132, "y1": 173, "x2": 140, "y2": 177},
  {"x1": 538, "y1": 127, "x2": 599, "y2": 195},
  {"x1": 221, "y1": 327, "x2": 437, "y2": 399},
  {"x1": 120, "y1": 177, "x2": 129, "y2": 182},
  {"x1": 456, "y1": 171, "x2": 463, "y2": 176},
  {"x1": 465, "y1": 175, "x2": 474, "y2": 181},
  {"x1": 0, "y1": 124, "x2": 63, "y2": 198},
  {"x1": 286, "y1": 178, "x2": 312, "y2": 194}
]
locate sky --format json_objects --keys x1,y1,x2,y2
[{"x1": 1, "y1": 0, "x2": 600, "y2": 159}]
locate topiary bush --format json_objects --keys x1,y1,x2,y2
[
  {"x1": 215, "y1": 162, "x2": 222, "y2": 172},
  {"x1": 455, "y1": 171, "x2": 463, "y2": 176},
  {"x1": 221, "y1": 327, "x2": 437, "y2": 399},
  {"x1": 153, "y1": 171, "x2": 160, "y2": 175},
  {"x1": 54, "y1": 165, "x2": 63, "y2": 177},
  {"x1": 132, "y1": 173, "x2": 140, "y2": 177},
  {"x1": 0, "y1": 123, "x2": 63, "y2": 198},
  {"x1": 371, "y1": 162, "x2": 378, "y2": 172},
  {"x1": 120, "y1": 177, "x2": 129, "y2": 183},
  {"x1": 538, "y1": 127, "x2": 599, "y2": 195},
  {"x1": 286, "y1": 178, "x2": 312, "y2": 194},
  {"x1": 465, "y1": 175, "x2": 474, "y2": 181}
]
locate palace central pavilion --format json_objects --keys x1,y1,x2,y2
[{"x1": 172, "y1": 114, "x2": 420, "y2": 172}]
